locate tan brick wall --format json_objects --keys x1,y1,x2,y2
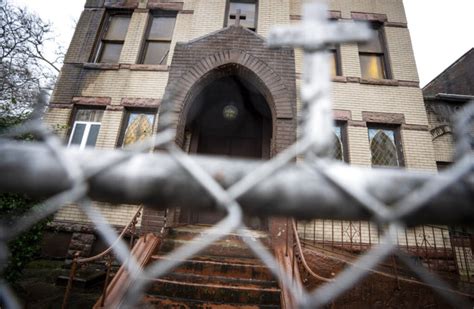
[
  {"x1": 385, "y1": 27, "x2": 419, "y2": 82},
  {"x1": 189, "y1": 0, "x2": 226, "y2": 39},
  {"x1": 43, "y1": 107, "x2": 73, "y2": 139},
  {"x1": 291, "y1": 0, "x2": 407, "y2": 23},
  {"x1": 81, "y1": 70, "x2": 169, "y2": 105},
  {"x1": 257, "y1": 0, "x2": 290, "y2": 37},
  {"x1": 54, "y1": 203, "x2": 142, "y2": 227},
  {"x1": 339, "y1": 43, "x2": 361, "y2": 77},
  {"x1": 433, "y1": 133, "x2": 455, "y2": 163},
  {"x1": 330, "y1": 0, "x2": 407, "y2": 23},
  {"x1": 169, "y1": 12, "x2": 193, "y2": 64},
  {"x1": 120, "y1": 11, "x2": 149, "y2": 64},
  {"x1": 347, "y1": 126, "x2": 371, "y2": 166},
  {"x1": 333, "y1": 83, "x2": 427, "y2": 125},
  {"x1": 95, "y1": 109, "x2": 123, "y2": 149},
  {"x1": 402, "y1": 130, "x2": 437, "y2": 171}
]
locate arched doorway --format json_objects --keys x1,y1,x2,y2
[{"x1": 179, "y1": 73, "x2": 273, "y2": 228}]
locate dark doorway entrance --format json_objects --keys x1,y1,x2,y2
[{"x1": 179, "y1": 74, "x2": 272, "y2": 229}]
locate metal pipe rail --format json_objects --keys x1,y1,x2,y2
[
  {"x1": 60, "y1": 206, "x2": 143, "y2": 309},
  {"x1": 0, "y1": 141, "x2": 473, "y2": 226}
]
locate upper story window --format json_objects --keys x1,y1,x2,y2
[
  {"x1": 332, "y1": 122, "x2": 347, "y2": 161},
  {"x1": 226, "y1": 0, "x2": 257, "y2": 31},
  {"x1": 368, "y1": 126, "x2": 403, "y2": 167},
  {"x1": 68, "y1": 108, "x2": 104, "y2": 150},
  {"x1": 358, "y1": 25, "x2": 389, "y2": 79},
  {"x1": 141, "y1": 13, "x2": 176, "y2": 65},
  {"x1": 117, "y1": 109, "x2": 156, "y2": 147},
  {"x1": 95, "y1": 14, "x2": 131, "y2": 63},
  {"x1": 329, "y1": 45, "x2": 341, "y2": 77}
]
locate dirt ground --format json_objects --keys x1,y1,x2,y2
[{"x1": 11, "y1": 259, "x2": 103, "y2": 309}]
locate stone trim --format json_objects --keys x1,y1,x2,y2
[
  {"x1": 134, "y1": 8, "x2": 150, "y2": 13},
  {"x1": 296, "y1": 75, "x2": 420, "y2": 88},
  {"x1": 121, "y1": 98, "x2": 161, "y2": 108},
  {"x1": 348, "y1": 120, "x2": 367, "y2": 127},
  {"x1": 402, "y1": 124, "x2": 429, "y2": 132},
  {"x1": 431, "y1": 125, "x2": 452, "y2": 139},
  {"x1": 290, "y1": 10, "x2": 341, "y2": 21},
  {"x1": 49, "y1": 104, "x2": 74, "y2": 109},
  {"x1": 398, "y1": 80, "x2": 420, "y2": 87},
  {"x1": 129, "y1": 64, "x2": 169, "y2": 71},
  {"x1": 180, "y1": 10, "x2": 194, "y2": 15},
  {"x1": 105, "y1": 0, "x2": 139, "y2": 9},
  {"x1": 351, "y1": 12, "x2": 388, "y2": 22},
  {"x1": 360, "y1": 78, "x2": 399, "y2": 87},
  {"x1": 333, "y1": 109, "x2": 352, "y2": 121},
  {"x1": 362, "y1": 111, "x2": 405, "y2": 124},
  {"x1": 106, "y1": 105, "x2": 125, "y2": 111},
  {"x1": 72, "y1": 96, "x2": 111, "y2": 106},
  {"x1": 147, "y1": 0, "x2": 184, "y2": 11},
  {"x1": 83, "y1": 63, "x2": 120, "y2": 70},
  {"x1": 384, "y1": 22, "x2": 408, "y2": 28}
]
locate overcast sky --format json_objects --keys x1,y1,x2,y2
[{"x1": 9, "y1": 0, "x2": 474, "y2": 87}]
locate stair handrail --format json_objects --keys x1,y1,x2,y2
[
  {"x1": 290, "y1": 219, "x2": 334, "y2": 283},
  {"x1": 61, "y1": 205, "x2": 143, "y2": 309}
]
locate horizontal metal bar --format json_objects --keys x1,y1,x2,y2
[{"x1": 0, "y1": 142, "x2": 473, "y2": 225}]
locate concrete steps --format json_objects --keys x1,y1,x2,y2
[{"x1": 144, "y1": 225, "x2": 281, "y2": 308}]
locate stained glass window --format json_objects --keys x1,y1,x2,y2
[
  {"x1": 368, "y1": 128, "x2": 400, "y2": 167},
  {"x1": 68, "y1": 109, "x2": 104, "y2": 150},
  {"x1": 120, "y1": 111, "x2": 156, "y2": 147},
  {"x1": 332, "y1": 125, "x2": 344, "y2": 161}
]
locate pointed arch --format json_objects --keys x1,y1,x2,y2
[{"x1": 369, "y1": 129, "x2": 399, "y2": 166}]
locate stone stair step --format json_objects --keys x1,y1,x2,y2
[
  {"x1": 161, "y1": 272, "x2": 278, "y2": 289},
  {"x1": 168, "y1": 225, "x2": 271, "y2": 246},
  {"x1": 150, "y1": 255, "x2": 275, "y2": 281},
  {"x1": 159, "y1": 238, "x2": 257, "y2": 259},
  {"x1": 144, "y1": 295, "x2": 281, "y2": 308},
  {"x1": 148, "y1": 277, "x2": 281, "y2": 306}
]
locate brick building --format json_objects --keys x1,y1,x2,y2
[
  {"x1": 423, "y1": 48, "x2": 474, "y2": 169},
  {"x1": 40, "y1": 0, "x2": 470, "y2": 306}
]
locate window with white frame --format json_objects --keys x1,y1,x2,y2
[{"x1": 68, "y1": 109, "x2": 104, "y2": 150}]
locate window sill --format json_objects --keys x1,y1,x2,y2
[
  {"x1": 128, "y1": 64, "x2": 169, "y2": 72},
  {"x1": 82, "y1": 63, "x2": 170, "y2": 72},
  {"x1": 83, "y1": 63, "x2": 120, "y2": 70},
  {"x1": 331, "y1": 76, "x2": 419, "y2": 88}
]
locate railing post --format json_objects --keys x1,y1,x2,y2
[
  {"x1": 286, "y1": 217, "x2": 289, "y2": 257},
  {"x1": 100, "y1": 254, "x2": 113, "y2": 307},
  {"x1": 62, "y1": 251, "x2": 80, "y2": 309}
]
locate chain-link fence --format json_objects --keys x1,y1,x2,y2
[{"x1": 1, "y1": 2, "x2": 474, "y2": 308}]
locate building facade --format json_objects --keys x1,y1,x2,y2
[
  {"x1": 42, "y1": 0, "x2": 438, "y2": 261},
  {"x1": 424, "y1": 48, "x2": 474, "y2": 170}
]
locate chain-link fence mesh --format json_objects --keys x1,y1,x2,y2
[{"x1": 1, "y1": 1, "x2": 474, "y2": 308}]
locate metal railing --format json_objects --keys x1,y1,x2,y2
[
  {"x1": 0, "y1": 2, "x2": 473, "y2": 308},
  {"x1": 61, "y1": 206, "x2": 142, "y2": 309},
  {"x1": 297, "y1": 220, "x2": 474, "y2": 285}
]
